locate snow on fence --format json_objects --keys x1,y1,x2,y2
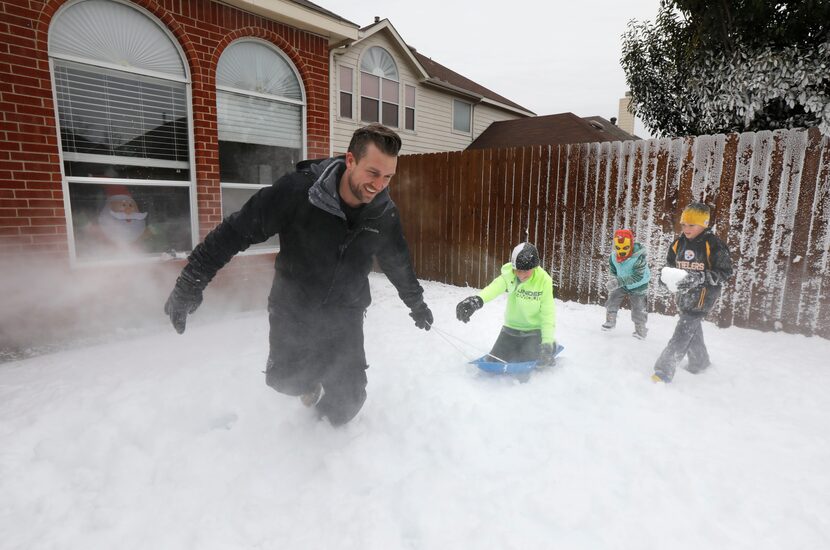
[{"x1": 392, "y1": 127, "x2": 830, "y2": 339}]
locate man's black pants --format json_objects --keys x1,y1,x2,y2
[{"x1": 265, "y1": 306, "x2": 368, "y2": 426}]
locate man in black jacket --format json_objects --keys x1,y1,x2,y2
[
  {"x1": 652, "y1": 202, "x2": 732, "y2": 383},
  {"x1": 164, "y1": 124, "x2": 433, "y2": 425}
]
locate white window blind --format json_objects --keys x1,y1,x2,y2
[
  {"x1": 54, "y1": 60, "x2": 188, "y2": 161},
  {"x1": 360, "y1": 47, "x2": 399, "y2": 80},
  {"x1": 217, "y1": 41, "x2": 302, "y2": 100},
  {"x1": 217, "y1": 91, "x2": 301, "y2": 148},
  {"x1": 49, "y1": 0, "x2": 184, "y2": 78}
]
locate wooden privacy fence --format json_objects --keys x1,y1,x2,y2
[{"x1": 391, "y1": 127, "x2": 830, "y2": 339}]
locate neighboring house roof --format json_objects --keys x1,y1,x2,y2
[
  {"x1": 352, "y1": 19, "x2": 534, "y2": 117},
  {"x1": 411, "y1": 50, "x2": 534, "y2": 116},
  {"x1": 583, "y1": 116, "x2": 642, "y2": 141},
  {"x1": 466, "y1": 113, "x2": 639, "y2": 150}
]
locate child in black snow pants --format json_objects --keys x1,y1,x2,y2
[{"x1": 652, "y1": 203, "x2": 733, "y2": 383}]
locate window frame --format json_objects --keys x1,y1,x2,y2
[
  {"x1": 215, "y1": 38, "x2": 307, "y2": 255},
  {"x1": 339, "y1": 65, "x2": 353, "y2": 120},
  {"x1": 360, "y1": 71, "x2": 380, "y2": 124},
  {"x1": 452, "y1": 98, "x2": 473, "y2": 135},
  {"x1": 359, "y1": 46, "x2": 400, "y2": 128},
  {"x1": 48, "y1": 0, "x2": 198, "y2": 267},
  {"x1": 404, "y1": 84, "x2": 416, "y2": 132}
]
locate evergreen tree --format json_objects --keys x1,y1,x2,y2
[{"x1": 621, "y1": 0, "x2": 830, "y2": 137}]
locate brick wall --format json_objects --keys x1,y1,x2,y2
[
  {"x1": 0, "y1": 0, "x2": 331, "y2": 254},
  {"x1": 0, "y1": 0, "x2": 333, "y2": 356}
]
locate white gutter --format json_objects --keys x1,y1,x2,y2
[
  {"x1": 218, "y1": 0, "x2": 359, "y2": 44},
  {"x1": 422, "y1": 77, "x2": 483, "y2": 102},
  {"x1": 480, "y1": 97, "x2": 536, "y2": 117}
]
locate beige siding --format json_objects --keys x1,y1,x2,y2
[
  {"x1": 331, "y1": 32, "x2": 524, "y2": 155},
  {"x1": 473, "y1": 103, "x2": 520, "y2": 139}
]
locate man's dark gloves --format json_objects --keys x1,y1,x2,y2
[
  {"x1": 164, "y1": 267, "x2": 207, "y2": 334},
  {"x1": 538, "y1": 342, "x2": 556, "y2": 367},
  {"x1": 456, "y1": 296, "x2": 484, "y2": 323},
  {"x1": 410, "y1": 302, "x2": 434, "y2": 331},
  {"x1": 676, "y1": 270, "x2": 706, "y2": 290}
]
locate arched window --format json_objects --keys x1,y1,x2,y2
[
  {"x1": 216, "y1": 40, "x2": 305, "y2": 252},
  {"x1": 360, "y1": 46, "x2": 399, "y2": 127},
  {"x1": 49, "y1": 0, "x2": 194, "y2": 263}
]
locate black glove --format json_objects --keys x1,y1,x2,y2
[
  {"x1": 676, "y1": 270, "x2": 706, "y2": 290},
  {"x1": 409, "y1": 302, "x2": 433, "y2": 331},
  {"x1": 538, "y1": 342, "x2": 556, "y2": 367},
  {"x1": 456, "y1": 296, "x2": 483, "y2": 323},
  {"x1": 164, "y1": 267, "x2": 206, "y2": 334}
]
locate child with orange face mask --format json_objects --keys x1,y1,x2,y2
[{"x1": 603, "y1": 229, "x2": 650, "y2": 339}]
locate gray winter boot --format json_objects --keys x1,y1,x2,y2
[
  {"x1": 602, "y1": 312, "x2": 617, "y2": 330},
  {"x1": 300, "y1": 383, "x2": 323, "y2": 407},
  {"x1": 633, "y1": 324, "x2": 648, "y2": 340}
]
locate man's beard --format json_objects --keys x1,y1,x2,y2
[
  {"x1": 346, "y1": 173, "x2": 366, "y2": 204},
  {"x1": 347, "y1": 173, "x2": 379, "y2": 205},
  {"x1": 98, "y1": 208, "x2": 147, "y2": 244}
]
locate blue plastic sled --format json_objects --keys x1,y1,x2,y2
[{"x1": 470, "y1": 344, "x2": 565, "y2": 374}]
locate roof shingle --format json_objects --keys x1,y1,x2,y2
[{"x1": 467, "y1": 113, "x2": 638, "y2": 150}]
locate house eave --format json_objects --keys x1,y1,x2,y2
[
  {"x1": 480, "y1": 97, "x2": 535, "y2": 117},
  {"x1": 218, "y1": 0, "x2": 359, "y2": 45},
  {"x1": 349, "y1": 20, "x2": 430, "y2": 80},
  {"x1": 422, "y1": 77, "x2": 483, "y2": 102}
]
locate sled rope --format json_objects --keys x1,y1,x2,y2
[{"x1": 429, "y1": 325, "x2": 509, "y2": 364}]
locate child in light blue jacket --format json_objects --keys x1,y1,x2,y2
[{"x1": 603, "y1": 229, "x2": 650, "y2": 339}]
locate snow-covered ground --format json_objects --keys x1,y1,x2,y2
[{"x1": 1, "y1": 274, "x2": 829, "y2": 550}]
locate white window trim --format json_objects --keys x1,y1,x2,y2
[
  {"x1": 63, "y1": 152, "x2": 189, "y2": 170},
  {"x1": 380, "y1": 78, "x2": 400, "y2": 129},
  {"x1": 49, "y1": 0, "x2": 198, "y2": 268},
  {"x1": 404, "y1": 83, "x2": 416, "y2": 133},
  {"x1": 359, "y1": 70, "x2": 381, "y2": 124},
  {"x1": 358, "y1": 46, "x2": 400, "y2": 127},
  {"x1": 338, "y1": 65, "x2": 354, "y2": 121},
  {"x1": 215, "y1": 85, "x2": 306, "y2": 106},
  {"x1": 49, "y1": 52, "x2": 188, "y2": 84},
  {"x1": 216, "y1": 37, "x2": 307, "y2": 167},
  {"x1": 217, "y1": 38, "x2": 307, "y2": 255}
]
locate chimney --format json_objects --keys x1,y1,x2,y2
[
  {"x1": 617, "y1": 91, "x2": 635, "y2": 135},
  {"x1": 374, "y1": 16, "x2": 380, "y2": 23},
  {"x1": 610, "y1": 117, "x2": 617, "y2": 126}
]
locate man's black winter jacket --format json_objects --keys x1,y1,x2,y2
[
  {"x1": 186, "y1": 157, "x2": 425, "y2": 314},
  {"x1": 667, "y1": 229, "x2": 732, "y2": 314}
]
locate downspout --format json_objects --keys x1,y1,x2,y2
[
  {"x1": 329, "y1": 46, "x2": 335, "y2": 157},
  {"x1": 328, "y1": 38, "x2": 356, "y2": 157}
]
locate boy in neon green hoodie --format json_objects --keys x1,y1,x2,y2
[{"x1": 456, "y1": 242, "x2": 557, "y2": 365}]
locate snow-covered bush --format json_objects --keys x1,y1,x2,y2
[{"x1": 621, "y1": 1, "x2": 830, "y2": 137}]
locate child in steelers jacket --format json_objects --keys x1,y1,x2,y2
[
  {"x1": 653, "y1": 203, "x2": 733, "y2": 382},
  {"x1": 455, "y1": 242, "x2": 557, "y2": 366}
]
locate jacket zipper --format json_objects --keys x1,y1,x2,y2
[
  {"x1": 322, "y1": 224, "x2": 367, "y2": 305},
  {"x1": 319, "y1": 201, "x2": 386, "y2": 305}
]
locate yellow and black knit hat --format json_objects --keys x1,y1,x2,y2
[{"x1": 680, "y1": 202, "x2": 710, "y2": 227}]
